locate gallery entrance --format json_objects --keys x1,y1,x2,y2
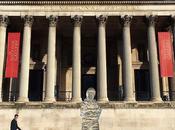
[
  {"x1": 81, "y1": 74, "x2": 97, "y2": 100},
  {"x1": 135, "y1": 69, "x2": 151, "y2": 101},
  {"x1": 29, "y1": 69, "x2": 43, "y2": 101}
]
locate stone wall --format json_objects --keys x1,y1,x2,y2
[{"x1": 0, "y1": 104, "x2": 175, "y2": 130}]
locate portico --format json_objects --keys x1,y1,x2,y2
[{"x1": 0, "y1": 1, "x2": 175, "y2": 103}]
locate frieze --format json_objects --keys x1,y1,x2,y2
[
  {"x1": 0, "y1": 5, "x2": 156, "y2": 12},
  {"x1": 0, "y1": 4, "x2": 175, "y2": 12}
]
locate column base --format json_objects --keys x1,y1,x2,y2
[
  {"x1": 17, "y1": 97, "x2": 29, "y2": 102},
  {"x1": 97, "y1": 97, "x2": 109, "y2": 102},
  {"x1": 151, "y1": 97, "x2": 162, "y2": 102},
  {"x1": 44, "y1": 97, "x2": 56, "y2": 103},
  {"x1": 124, "y1": 97, "x2": 136, "y2": 102},
  {"x1": 71, "y1": 98, "x2": 82, "y2": 102}
]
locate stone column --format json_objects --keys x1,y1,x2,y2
[
  {"x1": 0, "y1": 15, "x2": 8, "y2": 102},
  {"x1": 170, "y1": 16, "x2": 175, "y2": 101},
  {"x1": 97, "y1": 15, "x2": 108, "y2": 102},
  {"x1": 44, "y1": 15, "x2": 58, "y2": 102},
  {"x1": 71, "y1": 15, "x2": 82, "y2": 102},
  {"x1": 147, "y1": 15, "x2": 162, "y2": 102},
  {"x1": 17, "y1": 15, "x2": 33, "y2": 102},
  {"x1": 122, "y1": 15, "x2": 135, "y2": 102},
  {"x1": 162, "y1": 77, "x2": 170, "y2": 100}
]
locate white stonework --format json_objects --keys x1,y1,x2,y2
[
  {"x1": 0, "y1": 108, "x2": 175, "y2": 130},
  {"x1": 0, "y1": 1, "x2": 175, "y2": 130},
  {"x1": 0, "y1": 4, "x2": 175, "y2": 16}
]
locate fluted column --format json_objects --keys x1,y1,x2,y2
[
  {"x1": 71, "y1": 15, "x2": 82, "y2": 102},
  {"x1": 147, "y1": 15, "x2": 162, "y2": 102},
  {"x1": 44, "y1": 15, "x2": 58, "y2": 102},
  {"x1": 17, "y1": 15, "x2": 33, "y2": 102},
  {"x1": 97, "y1": 15, "x2": 108, "y2": 102},
  {"x1": 0, "y1": 15, "x2": 8, "y2": 102},
  {"x1": 122, "y1": 15, "x2": 135, "y2": 102}
]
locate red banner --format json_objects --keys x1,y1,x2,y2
[
  {"x1": 5, "y1": 33, "x2": 20, "y2": 78},
  {"x1": 158, "y1": 32, "x2": 174, "y2": 77}
]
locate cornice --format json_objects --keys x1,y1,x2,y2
[{"x1": 0, "y1": 1, "x2": 175, "y2": 5}]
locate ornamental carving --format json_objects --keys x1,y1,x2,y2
[
  {"x1": 97, "y1": 15, "x2": 107, "y2": 26},
  {"x1": 147, "y1": 15, "x2": 158, "y2": 26},
  {"x1": 72, "y1": 15, "x2": 83, "y2": 27},
  {"x1": 121, "y1": 15, "x2": 132, "y2": 27},
  {"x1": 0, "y1": 5, "x2": 173, "y2": 14},
  {"x1": 48, "y1": 15, "x2": 58, "y2": 27},
  {"x1": 24, "y1": 15, "x2": 33, "y2": 27},
  {"x1": 0, "y1": 1, "x2": 174, "y2": 5},
  {"x1": 0, "y1": 15, "x2": 8, "y2": 27}
]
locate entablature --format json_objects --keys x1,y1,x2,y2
[{"x1": 0, "y1": 1, "x2": 175, "y2": 16}]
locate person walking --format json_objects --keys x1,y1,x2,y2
[{"x1": 10, "y1": 114, "x2": 21, "y2": 130}]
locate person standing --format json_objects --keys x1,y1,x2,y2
[{"x1": 10, "y1": 114, "x2": 21, "y2": 130}]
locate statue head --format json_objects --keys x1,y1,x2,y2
[{"x1": 86, "y1": 87, "x2": 96, "y2": 100}]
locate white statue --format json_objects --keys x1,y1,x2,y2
[{"x1": 80, "y1": 88, "x2": 101, "y2": 130}]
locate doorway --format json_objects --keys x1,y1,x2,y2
[
  {"x1": 135, "y1": 69, "x2": 151, "y2": 101},
  {"x1": 82, "y1": 74, "x2": 96, "y2": 100},
  {"x1": 29, "y1": 69, "x2": 43, "y2": 101}
]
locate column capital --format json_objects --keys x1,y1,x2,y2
[
  {"x1": 147, "y1": 15, "x2": 158, "y2": 26},
  {"x1": 23, "y1": 15, "x2": 33, "y2": 27},
  {"x1": 48, "y1": 15, "x2": 58, "y2": 27},
  {"x1": 71, "y1": 15, "x2": 83, "y2": 27},
  {"x1": 97, "y1": 15, "x2": 108, "y2": 26},
  {"x1": 24, "y1": 15, "x2": 34, "y2": 27},
  {"x1": 0, "y1": 15, "x2": 8, "y2": 27},
  {"x1": 121, "y1": 15, "x2": 132, "y2": 27}
]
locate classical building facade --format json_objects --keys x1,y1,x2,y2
[{"x1": 0, "y1": 1, "x2": 175, "y2": 130}]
